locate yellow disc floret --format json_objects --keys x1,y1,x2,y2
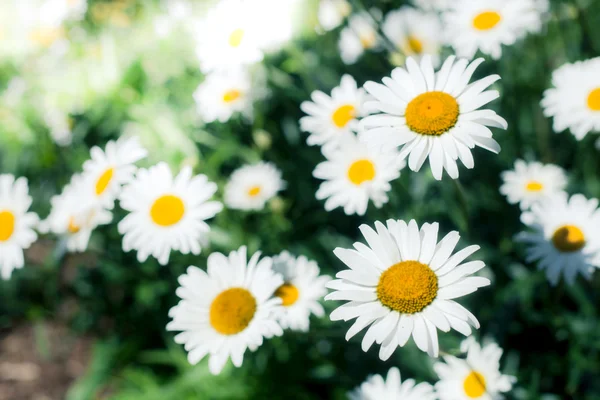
[
  {"x1": 552, "y1": 224, "x2": 586, "y2": 253},
  {"x1": 95, "y1": 167, "x2": 114, "y2": 196},
  {"x1": 587, "y1": 88, "x2": 600, "y2": 111},
  {"x1": 525, "y1": 181, "x2": 543, "y2": 192},
  {"x1": 275, "y1": 283, "x2": 300, "y2": 306},
  {"x1": 0, "y1": 210, "x2": 15, "y2": 241},
  {"x1": 347, "y1": 159, "x2": 376, "y2": 186},
  {"x1": 473, "y1": 11, "x2": 502, "y2": 31},
  {"x1": 150, "y1": 195, "x2": 185, "y2": 227},
  {"x1": 463, "y1": 371, "x2": 487, "y2": 398},
  {"x1": 209, "y1": 287, "x2": 257, "y2": 335},
  {"x1": 331, "y1": 104, "x2": 356, "y2": 128},
  {"x1": 405, "y1": 91, "x2": 459, "y2": 136}
]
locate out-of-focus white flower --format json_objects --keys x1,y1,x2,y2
[
  {"x1": 349, "y1": 367, "x2": 437, "y2": 400},
  {"x1": 338, "y1": 11, "x2": 380, "y2": 65},
  {"x1": 224, "y1": 162, "x2": 285, "y2": 211},
  {"x1": 318, "y1": 0, "x2": 351, "y2": 31}
]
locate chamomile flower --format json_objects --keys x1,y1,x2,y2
[
  {"x1": 339, "y1": 11, "x2": 380, "y2": 65},
  {"x1": 224, "y1": 162, "x2": 285, "y2": 211},
  {"x1": 541, "y1": 57, "x2": 600, "y2": 140},
  {"x1": 0, "y1": 175, "x2": 39, "y2": 280},
  {"x1": 443, "y1": 0, "x2": 545, "y2": 60},
  {"x1": 434, "y1": 337, "x2": 515, "y2": 400},
  {"x1": 271, "y1": 251, "x2": 330, "y2": 332},
  {"x1": 500, "y1": 160, "x2": 567, "y2": 210},
  {"x1": 39, "y1": 174, "x2": 112, "y2": 252},
  {"x1": 327, "y1": 219, "x2": 489, "y2": 359},
  {"x1": 167, "y1": 246, "x2": 284, "y2": 374},
  {"x1": 360, "y1": 55, "x2": 507, "y2": 180},
  {"x1": 81, "y1": 136, "x2": 147, "y2": 209},
  {"x1": 382, "y1": 7, "x2": 443, "y2": 67},
  {"x1": 318, "y1": 0, "x2": 351, "y2": 31},
  {"x1": 300, "y1": 75, "x2": 370, "y2": 151},
  {"x1": 313, "y1": 134, "x2": 404, "y2": 216},
  {"x1": 348, "y1": 367, "x2": 437, "y2": 400},
  {"x1": 518, "y1": 192, "x2": 600, "y2": 285},
  {"x1": 118, "y1": 162, "x2": 222, "y2": 265}
]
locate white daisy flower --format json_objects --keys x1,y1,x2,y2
[
  {"x1": 443, "y1": 0, "x2": 545, "y2": 60},
  {"x1": 271, "y1": 251, "x2": 330, "y2": 332},
  {"x1": 318, "y1": 0, "x2": 351, "y2": 31},
  {"x1": 39, "y1": 174, "x2": 112, "y2": 253},
  {"x1": 193, "y1": 69, "x2": 262, "y2": 123},
  {"x1": 194, "y1": 0, "x2": 263, "y2": 73},
  {"x1": 118, "y1": 162, "x2": 222, "y2": 265},
  {"x1": 81, "y1": 136, "x2": 147, "y2": 209},
  {"x1": 348, "y1": 367, "x2": 437, "y2": 400},
  {"x1": 382, "y1": 7, "x2": 443, "y2": 67},
  {"x1": 327, "y1": 219, "x2": 490, "y2": 359},
  {"x1": 300, "y1": 74, "x2": 370, "y2": 151},
  {"x1": 167, "y1": 246, "x2": 284, "y2": 374},
  {"x1": 0, "y1": 175, "x2": 39, "y2": 280},
  {"x1": 434, "y1": 337, "x2": 515, "y2": 400},
  {"x1": 541, "y1": 57, "x2": 600, "y2": 140},
  {"x1": 338, "y1": 11, "x2": 380, "y2": 65},
  {"x1": 500, "y1": 160, "x2": 567, "y2": 210},
  {"x1": 224, "y1": 162, "x2": 285, "y2": 211},
  {"x1": 360, "y1": 55, "x2": 507, "y2": 180},
  {"x1": 313, "y1": 134, "x2": 404, "y2": 216},
  {"x1": 518, "y1": 192, "x2": 600, "y2": 285}
]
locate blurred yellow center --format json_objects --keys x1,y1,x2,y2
[
  {"x1": 405, "y1": 91, "x2": 459, "y2": 136},
  {"x1": 67, "y1": 216, "x2": 80, "y2": 234},
  {"x1": 376, "y1": 260, "x2": 438, "y2": 314},
  {"x1": 247, "y1": 186, "x2": 262, "y2": 197},
  {"x1": 0, "y1": 210, "x2": 15, "y2": 241},
  {"x1": 209, "y1": 288, "x2": 257, "y2": 335},
  {"x1": 275, "y1": 283, "x2": 299, "y2": 306},
  {"x1": 223, "y1": 89, "x2": 241, "y2": 103},
  {"x1": 95, "y1": 167, "x2": 114, "y2": 196},
  {"x1": 347, "y1": 159, "x2": 376, "y2": 185},
  {"x1": 331, "y1": 104, "x2": 356, "y2": 128},
  {"x1": 406, "y1": 35, "x2": 423, "y2": 54},
  {"x1": 525, "y1": 181, "x2": 543, "y2": 192},
  {"x1": 360, "y1": 32, "x2": 376, "y2": 49},
  {"x1": 552, "y1": 225, "x2": 586, "y2": 253},
  {"x1": 29, "y1": 27, "x2": 64, "y2": 47},
  {"x1": 228, "y1": 28, "x2": 245, "y2": 48},
  {"x1": 473, "y1": 11, "x2": 502, "y2": 31},
  {"x1": 463, "y1": 371, "x2": 486, "y2": 398},
  {"x1": 150, "y1": 195, "x2": 185, "y2": 226},
  {"x1": 587, "y1": 88, "x2": 600, "y2": 111}
]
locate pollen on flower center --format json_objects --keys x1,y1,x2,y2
[
  {"x1": 463, "y1": 371, "x2": 486, "y2": 398},
  {"x1": 552, "y1": 224, "x2": 586, "y2": 252},
  {"x1": 347, "y1": 159, "x2": 376, "y2": 185},
  {"x1": 150, "y1": 194, "x2": 185, "y2": 227},
  {"x1": 223, "y1": 89, "x2": 242, "y2": 103},
  {"x1": 209, "y1": 287, "x2": 257, "y2": 335},
  {"x1": 68, "y1": 216, "x2": 81, "y2": 234},
  {"x1": 247, "y1": 185, "x2": 262, "y2": 197},
  {"x1": 405, "y1": 91, "x2": 459, "y2": 136},
  {"x1": 95, "y1": 167, "x2": 114, "y2": 195},
  {"x1": 406, "y1": 35, "x2": 423, "y2": 54},
  {"x1": 473, "y1": 11, "x2": 502, "y2": 31},
  {"x1": 275, "y1": 283, "x2": 299, "y2": 306},
  {"x1": 587, "y1": 88, "x2": 600, "y2": 111},
  {"x1": 331, "y1": 104, "x2": 356, "y2": 128},
  {"x1": 228, "y1": 28, "x2": 245, "y2": 48},
  {"x1": 376, "y1": 260, "x2": 438, "y2": 314},
  {"x1": 0, "y1": 210, "x2": 15, "y2": 241},
  {"x1": 525, "y1": 181, "x2": 543, "y2": 192}
]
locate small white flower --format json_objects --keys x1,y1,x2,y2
[
  {"x1": 43, "y1": 106, "x2": 73, "y2": 147},
  {"x1": 541, "y1": 57, "x2": 600, "y2": 140},
  {"x1": 224, "y1": 162, "x2": 285, "y2": 211},
  {"x1": 500, "y1": 160, "x2": 567, "y2": 210},
  {"x1": 318, "y1": 0, "x2": 351, "y2": 31},
  {"x1": 313, "y1": 134, "x2": 404, "y2": 216},
  {"x1": 118, "y1": 162, "x2": 222, "y2": 265},
  {"x1": 518, "y1": 192, "x2": 600, "y2": 285},
  {"x1": 434, "y1": 337, "x2": 515, "y2": 400},
  {"x1": 360, "y1": 55, "x2": 506, "y2": 180},
  {"x1": 167, "y1": 246, "x2": 284, "y2": 374},
  {"x1": 0, "y1": 174, "x2": 39, "y2": 280},
  {"x1": 327, "y1": 219, "x2": 490, "y2": 359},
  {"x1": 271, "y1": 251, "x2": 330, "y2": 332},
  {"x1": 348, "y1": 367, "x2": 437, "y2": 400},
  {"x1": 300, "y1": 74, "x2": 370, "y2": 151},
  {"x1": 338, "y1": 11, "x2": 380, "y2": 65}
]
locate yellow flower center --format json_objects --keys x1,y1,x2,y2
[
  {"x1": 275, "y1": 283, "x2": 299, "y2": 306},
  {"x1": 331, "y1": 104, "x2": 356, "y2": 128},
  {"x1": 67, "y1": 216, "x2": 81, "y2": 234},
  {"x1": 473, "y1": 11, "x2": 502, "y2": 31},
  {"x1": 360, "y1": 31, "x2": 376, "y2": 49},
  {"x1": 552, "y1": 225, "x2": 586, "y2": 253},
  {"x1": 247, "y1": 186, "x2": 262, "y2": 197},
  {"x1": 376, "y1": 260, "x2": 438, "y2": 314},
  {"x1": 150, "y1": 195, "x2": 185, "y2": 227},
  {"x1": 223, "y1": 89, "x2": 242, "y2": 103},
  {"x1": 587, "y1": 88, "x2": 600, "y2": 111},
  {"x1": 406, "y1": 35, "x2": 423, "y2": 54},
  {"x1": 525, "y1": 181, "x2": 543, "y2": 192},
  {"x1": 209, "y1": 288, "x2": 257, "y2": 335},
  {"x1": 228, "y1": 28, "x2": 245, "y2": 48},
  {"x1": 463, "y1": 371, "x2": 487, "y2": 398},
  {"x1": 347, "y1": 159, "x2": 376, "y2": 185},
  {"x1": 29, "y1": 27, "x2": 64, "y2": 47},
  {"x1": 405, "y1": 91, "x2": 459, "y2": 136},
  {"x1": 0, "y1": 210, "x2": 16, "y2": 242},
  {"x1": 95, "y1": 167, "x2": 114, "y2": 196}
]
